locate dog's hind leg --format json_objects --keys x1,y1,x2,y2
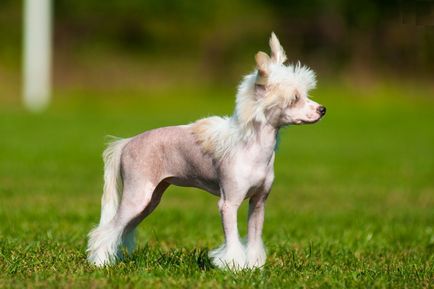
[
  {"x1": 87, "y1": 179, "x2": 168, "y2": 266},
  {"x1": 121, "y1": 180, "x2": 169, "y2": 255}
]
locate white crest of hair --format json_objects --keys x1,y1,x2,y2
[
  {"x1": 267, "y1": 61, "x2": 317, "y2": 91},
  {"x1": 191, "y1": 37, "x2": 316, "y2": 160},
  {"x1": 99, "y1": 137, "x2": 132, "y2": 225}
]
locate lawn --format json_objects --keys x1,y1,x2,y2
[{"x1": 0, "y1": 83, "x2": 433, "y2": 288}]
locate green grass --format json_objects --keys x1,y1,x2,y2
[{"x1": 0, "y1": 84, "x2": 433, "y2": 288}]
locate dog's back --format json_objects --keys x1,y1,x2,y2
[{"x1": 121, "y1": 125, "x2": 219, "y2": 193}]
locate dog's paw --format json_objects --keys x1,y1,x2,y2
[
  {"x1": 208, "y1": 243, "x2": 247, "y2": 270},
  {"x1": 246, "y1": 241, "x2": 266, "y2": 268}
]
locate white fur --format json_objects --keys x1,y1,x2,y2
[
  {"x1": 246, "y1": 239, "x2": 266, "y2": 267},
  {"x1": 208, "y1": 242, "x2": 247, "y2": 270},
  {"x1": 87, "y1": 223, "x2": 124, "y2": 266},
  {"x1": 87, "y1": 137, "x2": 131, "y2": 265},
  {"x1": 99, "y1": 137, "x2": 131, "y2": 225}
]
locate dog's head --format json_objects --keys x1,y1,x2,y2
[{"x1": 252, "y1": 33, "x2": 325, "y2": 127}]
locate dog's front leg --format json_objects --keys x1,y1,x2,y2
[
  {"x1": 209, "y1": 190, "x2": 246, "y2": 270},
  {"x1": 246, "y1": 193, "x2": 268, "y2": 268}
]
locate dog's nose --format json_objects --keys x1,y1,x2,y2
[{"x1": 317, "y1": 106, "x2": 326, "y2": 116}]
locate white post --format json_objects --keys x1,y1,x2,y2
[{"x1": 23, "y1": 0, "x2": 52, "y2": 112}]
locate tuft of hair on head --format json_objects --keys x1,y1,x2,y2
[{"x1": 292, "y1": 62, "x2": 317, "y2": 91}]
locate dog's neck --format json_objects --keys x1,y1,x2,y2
[
  {"x1": 256, "y1": 121, "x2": 278, "y2": 149},
  {"x1": 258, "y1": 123, "x2": 279, "y2": 162},
  {"x1": 237, "y1": 118, "x2": 278, "y2": 160},
  {"x1": 232, "y1": 78, "x2": 279, "y2": 158}
]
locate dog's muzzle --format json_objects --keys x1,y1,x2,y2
[{"x1": 317, "y1": 106, "x2": 326, "y2": 117}]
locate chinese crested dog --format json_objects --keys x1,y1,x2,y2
[{"x1": 87, "y1": 33, "x2": 326, "y2": 270}]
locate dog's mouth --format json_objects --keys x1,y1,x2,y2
[
  {"x1": 294, "y1": 118, "x2": 321, "y2": 125},
  {"x1": 296, "y1": 112, "x2": 327, "y2": 124}
]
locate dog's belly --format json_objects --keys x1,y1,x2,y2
[{"x1": 165, "y1": 176, "x2": 221, "y2": 196}]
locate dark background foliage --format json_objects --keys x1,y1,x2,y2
[{"x1": 0, "y1": 0, "x2": 433, "y2": 91}]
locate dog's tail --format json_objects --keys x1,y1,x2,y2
[{"x1": 99, "y1": 137, "x2": 131, "y2": 226}]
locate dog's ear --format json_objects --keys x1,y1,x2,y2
[
  {"x1": 269, "y1": 32, "x2": 287, "y2": 64},
  {"x1": 255, "y1": 51, "x2": 270, "y2": 85}
]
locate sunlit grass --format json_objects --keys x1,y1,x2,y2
[{"x1": 0, "y1": 84, "x2": 433, "y2": 288}]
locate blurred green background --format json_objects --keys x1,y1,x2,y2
[
  {"x1": 0, "y1": 1, "x2": 433, "y2": 288},
  {"x1": 1, "y1": 0, "x2": 434, "y2": 98}
]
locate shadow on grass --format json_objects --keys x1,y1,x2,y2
[{"x1": 121, "y1": 245, "x2": 267, "y2": 277}]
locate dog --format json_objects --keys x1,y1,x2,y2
[{"x1": 87, "y1": 33, "x2": 326, "y2": 270}]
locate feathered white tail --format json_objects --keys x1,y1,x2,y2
[
  {"x1": 87, "y1": 137, "x2": 131, "y2": 266},
  {"x1": 99, "y1": 137, "x2": 131, "y2": 225}
]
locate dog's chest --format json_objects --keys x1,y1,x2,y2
[{"x1": 234, "y1": 150, "x2": 275, "y2": 190}]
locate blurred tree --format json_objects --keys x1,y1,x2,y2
[{"x1": 0, "y1": 0, "x2": 432, "y2": 81}]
